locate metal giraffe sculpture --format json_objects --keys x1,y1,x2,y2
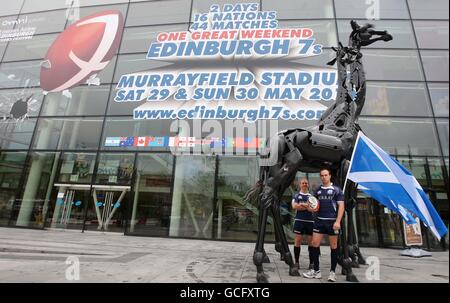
[{"x1": 246, "y1": 20, "x2": 393, "y2": 283}]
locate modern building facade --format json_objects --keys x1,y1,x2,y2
[{"x1": 0, "y1": 0, "x2": 448, "y2": 251}]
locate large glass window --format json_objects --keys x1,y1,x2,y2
[
  {"x1": 0, "y1": 60, "x2": 41, "y2": 89},
  {"x1": 57, "y1": 152, "x2": 96, "y2": 184},
  {"x1": 120, "y1": 24, "x2": 188, "y2": 54},
  {"x1": 32, "y1": 117, "x2": 103, "y2": 150},
  {"x1": 380, "y1": 209, "x2": 404, "y2": 247},
  {"x1": 18, "y1": 10, "x2": 68, "y2": 35},
  {"x1": 278, "y1": 20, "x2": 337, "y2": 48},
  {"x1": 414, "y1": 21, "x2": 449, "y2": 50},
  {"x1": 0, "y1": 151, "x2": 27, "y2": 226},
  {"x1": 126, "y1": 0, "x2": 191, "y2": 27},
  {"x1": 21, "y1": 0, "x2": 71, "y2": 14},
  {"x1": 0, "y1": 87, "x2": 43, "y2": 118},
  {"x1": 0, "y1": 118, "x2": 36, "y2": 150},
  {"x1": 355, "y1": 196, "x2": 380, "y2": 246},
  {"x1": 262, "y1": 0, "x2": 334, "y2": 19},
  {"x1": 2, "y1": 33, "x2": 58, "y2": 62},
  {"x1": 40, "y1": 85, "x2": 110, "y2": 116},
  {"x1": 169, "y1": 155, "x2": 215, "y2": 239},
  {"x1": 408, "y1": 0, "x2": 449, "y2": 20},
  {"x1": 428, "y1": 83, "x2": 449, "y2": 117},
  {"x1": 95, "y1": 153, "x2": 135, "y2": 185},
  {"x1": 0, "y1": 1, "x2": 23, "y2": 16},
  {"x1": 11, "y1": 151, "x2": 60, "y2": 228},
  {"x1": 436, "y1": 119, "x2": 449, "y2": 157},
  {"x1": 359, "y1": 117, "x2": 441, "y2": 156},
  {"x1": 113, "y1": 53, "x2": 172, "y2": 83},
  {"x1": 362, "y1": 50, "x2": 424, "y2": 81},
  {"x1": 335, "y1": 0, "x2": 410, "y2": 19},
  {"x1": 216, "y1": 156, "x2": 259, "y2": 241},
  {"x1": 65, "y1": 3, "x2": 128, "y2": 27},
  {"x1": 128, "y1": 153, "x2": 174, "y2": 236},
  {"x1": 420, "y1": 50, "x2": 449, "y2": 82},
  {"x1": 362, "y1": 82, "x2": 432, "y2": 117},
  {"x1": 337, "y1": 20, "x2": 416, "y2": 49}
]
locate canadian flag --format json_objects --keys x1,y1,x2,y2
[{"x1": 134, "y1": 136, "x2": 148, "y2": 146}]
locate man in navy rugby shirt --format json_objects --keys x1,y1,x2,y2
[
  {"x1": 291, "y1": 178, "x2": 315, "y2": 270},
  {"x1": 303, "y1": 168, "x2": 345, "y2": 282}
]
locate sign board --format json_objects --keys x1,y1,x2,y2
[
  {"x1": 403, "y1": 215, "x2": 423, "y2": 247},
  {"x1": 114, "y1": 2, "x2": 337, "y2": 122}
]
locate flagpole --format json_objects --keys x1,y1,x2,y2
[{"x1": 343, "y1": 131, "x2": 363, "y2": 194}]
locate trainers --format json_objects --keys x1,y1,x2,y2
[
  {"x1": 328, "y1": 271, "x2": 337, "y2": 282},
  {"x1": 303, "y1": 269, "x2": 321, "y2": 279}
]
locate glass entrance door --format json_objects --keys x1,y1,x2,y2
[
  {"x1": 84, "y1": 185, "x2": 130, "y2": 232},
  {"x1": 50, "y1": 184, "x2": 90, "y2": 230}
]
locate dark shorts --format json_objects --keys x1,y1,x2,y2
[
  {"x1": 293, "y1": 220, "x2": 314, "y2": 236},
  {"x1": 313, "y1": 219, "x2": 340, "y2": 236}
]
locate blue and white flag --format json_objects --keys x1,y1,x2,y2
[{"x1": 346, "y1": 131, "x2": 448, "y2": 240}]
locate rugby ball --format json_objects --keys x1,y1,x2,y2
[
  {"x1": 40, "y1": 10, "x2": 124, "y2": 92},
  {"x1": 308, "y1": 196, "x2": 320, "y2": 212}
]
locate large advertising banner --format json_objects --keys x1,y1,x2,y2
[{"x1": 115, "y1": 3, "x2": 337, "y2": 123}]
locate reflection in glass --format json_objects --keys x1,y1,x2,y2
[
  {"x1": 0, "y1": 61, "x2": 41, "y2": 89},
  {"x1": 380, "y1": 209, "x2": 404, "y2": 247},
  {"x1": 14, "y1": 152, "x2": 60, "y2": 228},
  {"x1": 32, "y1": 117, "x2": 103, "y2": 150},
  {"x1": 263, "y1": 0, "x2": 334, "y2": 19},
  {"x1": 414, "y1": 21, "x2": 449, "y2": 49},
  {"x1": 21, "y1": 0, "x2": 70, "y2": 13},
  {"x1": 436, "y1": 120, "x2": 449, "y2": 157},
  {"x1": 335, "y1": 0, "x2": 409, "y2": 19},
  {"x1": 363, "y1": 82, "x2": 431, "y2": 117},
  {"x1": 128, "y1": 153, "x2": 174, "y2": 236},
  {"x1": 362, "y1": 50, "x2": 423, "y2": 81},
  {"x1": 95, "y1": 153, "x2": 135, "y2": 185},
  {"x1": 2, "y1": 33, "x2": 58, "y2": 62},
  {"x1": 120, "y1": 24, "x2": 188, "y2": 54},
  {"x1": 58, "y1": 152, "x2": 96, "y2": 184},
  {"x1": 355, "y1": 196, "x2": 379, "y2": 246},
  {"x1": 170, "y1": 155, "x2": 215, "y2": 239},
  {"x1": 0, "y1": 1, "x2": 24, "y2": 16},
  {"x1": 0, "y1": 118, "x2": 36, "y2": 150},
  {"x1": 428, "y1": 83, "x2": 449, "y2": 117},
  {"x1": 408, "y1": 0, "x2": 449, "y2": 19},
  {"x1": 0, "y1": 152, "x2": 27, "y2": 226},
  {"x1": 41, "y1": 85, "x2": 109, "y2": 116},
  {"x1": 113, "y1": 54, "x2": 172, "y2": 83},
  {"x1": 18, "y1": 10, "x2": 68, "y2": 35},
  {"x1": 216, "y1": 156, "x2": 259, "y2": 241},
  {"x1": 126, "y1": 0, "x2": 191, "y2": 27},
  {"x1": 421, "y1": 50, "x2": 449, "y2": 82},
  {"x1": 359, "y1": 118, "x2": 440, "y2": 156},
  {"x1": 65, "y1": 4, "x2": 128, "y2": 27}
]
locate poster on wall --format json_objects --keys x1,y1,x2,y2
[{"x1": 114, "y1": 3, "x2": 337, "y2": 123}]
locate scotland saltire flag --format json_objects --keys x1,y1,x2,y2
[{"x1": 346, "y1": 131, "x2": 448, "y2": 240}]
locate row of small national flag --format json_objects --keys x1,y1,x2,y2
[{"x1": 105, "y1": 136, "x2": 266, "y2": 148}]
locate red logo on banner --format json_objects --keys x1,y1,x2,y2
[{"x1": 40, "y1": 10, "x2": 124, "y2": 92}]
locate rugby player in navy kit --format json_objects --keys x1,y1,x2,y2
[
  {"x1": 303, "y1": 168, "x2": 345, "y2": 282},
  {"x1": 291, "y1": 178, "x2": 315, "y2": 270}
]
